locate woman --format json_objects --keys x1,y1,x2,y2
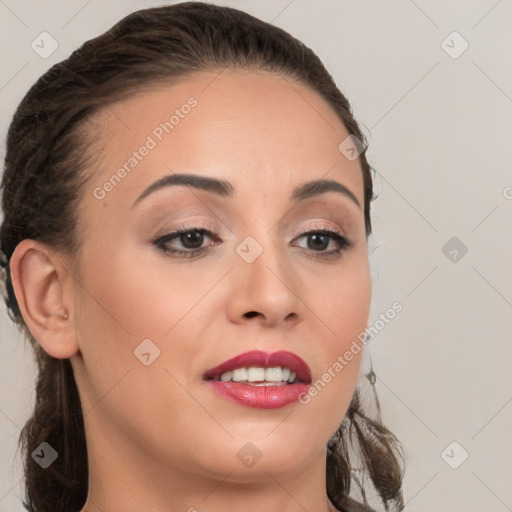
[{"x1": 0, "y1": 3, "x2": 405, "y2": 511}]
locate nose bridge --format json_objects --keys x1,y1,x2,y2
[
  {"x1": 242, "y1": 235, "x2": 285, "y2": 289},
  {"x1": 230, "y1": 227, "x2": 300, "y2": 324}
]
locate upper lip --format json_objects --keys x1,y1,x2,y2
[{"x1": 203, "y1": 350, "x2": 312, "y2": 383}]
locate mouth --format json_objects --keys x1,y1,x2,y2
[
  {"x1": 203, "y1": 350, "x2": 312, "y2": 409},
  {"x1": 203, "y1": 349, "x2": 312, "y2": 384}
]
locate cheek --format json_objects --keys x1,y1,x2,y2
[
  {"x1": 72, "y1": 249, "x2": 213, "y2": 455},
  {"x1": 318, "y1": 251, "x2": 372, "y2": 346},
  {"x1": 75, "y1": 242, "x2": 202, "y2": 342},
  {"x1": 72, "y1": 247, "x2": 197, "y2": 406},
  {"x1": 304, "y1": 253, "x2": 371, "y2": 415}
]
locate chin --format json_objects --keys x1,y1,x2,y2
[{"x1": 197, "y1": 435, "x2": 320, "y2": 483}]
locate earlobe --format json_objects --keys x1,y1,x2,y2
[{"x1": 9, "y1": 240, "x2": 79, "y2": 359}]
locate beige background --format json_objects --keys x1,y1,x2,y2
[{"x1": 1, "y1": 1, "x2": 511, "y2": 510}]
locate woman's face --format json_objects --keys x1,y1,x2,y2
[{"x1": 69, "y1": 69, "x2": 371, "y2": 484}]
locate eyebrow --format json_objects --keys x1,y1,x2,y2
[{"x1": 131, "y1": 173, "x2": 361, "y2": 209}]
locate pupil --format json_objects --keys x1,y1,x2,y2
[
  {"x1": 182, "y1": 230, "x2": 203, "y2": 249},
  {"x1": 309, "y1": 233, "x2": 328, "y2": 250}
]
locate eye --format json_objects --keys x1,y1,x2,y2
[
  {"x1": 292, "y1": 226, "x2": 353, "y2": 259},
  {"x1": 153, "y1": 224, "x2": 219, "y2": 258},
  {"x1": 153, "y1": 223, "x2": 353, "y2": 259}
]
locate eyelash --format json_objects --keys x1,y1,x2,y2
[{"x1": 153, "y1": 223, "x2": 354, "y2": 260}]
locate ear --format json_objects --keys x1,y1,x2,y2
[{"x1": 9, "y1": 239, "x2": 79, "y2": 359}]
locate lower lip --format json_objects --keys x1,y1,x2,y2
[{"x1": 204, "y1": 381, "x2": 310, "y2": 409}]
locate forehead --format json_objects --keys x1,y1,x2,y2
[{"x1": 84, "y1": 69, "x2": 364, "y2": 209}]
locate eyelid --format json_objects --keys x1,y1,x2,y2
[
  {"x1": 154, "y1": 220, "x2": 217, "y2": 238},
  {"x1": 291, "y1": 220, "x2": 346, "y2": 240},
  {"x1": 154, "y1": 219, "x2": 348, "y2": 241}
]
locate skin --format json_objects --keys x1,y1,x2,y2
[{"x1": 11, "y1": 69, "x2": 372, "y2": 512}]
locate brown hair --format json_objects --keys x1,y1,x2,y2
[{"x1": 0, "y1": 3, "x2": 405, "y2": 511}]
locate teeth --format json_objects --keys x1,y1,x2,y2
[
  {"x1": 265, "y1": 367, "x2": 282, "y2": 381},
  {"x1": 247, "y1": 367, "x2": 265, "y2": 382},
  {"x1": 217, "y1": 366, "x2": 299, "y2": 384},
  {"x1": 220, "y1": 371, "x2": 232, "y2": 382},
  {"x1": 244, "y1": 381, "x2": 288, "y2": 386},
  {"x1": 232, "y1": 368, "x2": 248, "y2": 382}
]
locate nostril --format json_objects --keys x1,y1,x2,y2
[{"x1": 244, "y1": 311, "x2": 259, "y2": 318}]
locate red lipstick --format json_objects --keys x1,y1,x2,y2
[{"x1": 203, "y1": 350, "x2": 312, "y2": 409}]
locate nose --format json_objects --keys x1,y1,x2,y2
[{"x1": 226, "y1": 240, "x2": 302, "y2": 328}]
